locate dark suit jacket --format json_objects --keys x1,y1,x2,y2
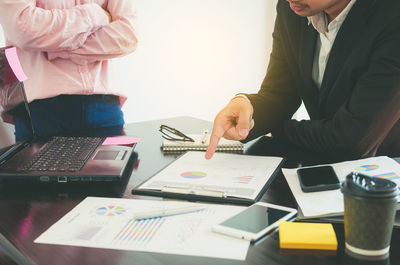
[{"x1": 246, "y1": 0, "x2": 400, "y2": 159}]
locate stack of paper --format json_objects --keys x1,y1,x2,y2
[{"x1": 282, "y1": 156, "x2": 400, "y2": 219}]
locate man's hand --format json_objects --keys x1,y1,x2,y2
[{"x1": 205, "y1": 97, "x2": 254, "y2": 160}]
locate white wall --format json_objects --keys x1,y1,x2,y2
[
  {"x1": 0, "y1": 0, "x2": 279, "y2": 140},
  {"x1": 120, "y1": 0, "x2": 277, "y2": 123}
]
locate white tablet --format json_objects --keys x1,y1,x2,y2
[{"x1": 212, "y1": 202, "x2": 297, "y2": 242}]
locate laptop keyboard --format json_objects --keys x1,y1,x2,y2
[{"x1": 19, "y1": 137, "x2": 105, "y2": 172}]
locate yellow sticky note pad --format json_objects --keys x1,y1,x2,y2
[{"x1": 279, "y1": 222, "x2": 337, "y2": 250}]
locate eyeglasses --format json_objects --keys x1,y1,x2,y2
[{"x1": 159, "y1": 125, "x2": 195, "y2": 142}]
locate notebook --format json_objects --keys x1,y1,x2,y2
[
  {"x1": 162, "y1": 134, "x2": 244, "y2": 153},
  {"x1": 0, "y1": 46, "x2": 135, "y2": 183}
]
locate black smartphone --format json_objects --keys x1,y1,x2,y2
[{"x1": 297, "y1": 165, "x2": 340, "y2": 192}]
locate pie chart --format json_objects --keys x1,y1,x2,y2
[
  {"x1": 181, "y1": 171, "x2": 207, "y2": 179},
  {"x1": 355, "y1": 165, "x2": 379, "y2": 172},
  {"x1": 96, "y1": 205, "x2": 126, "y2": 216}
]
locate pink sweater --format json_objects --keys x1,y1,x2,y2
[{"x1": 0, "y1": 0, "x2": 138, "y2": 122}]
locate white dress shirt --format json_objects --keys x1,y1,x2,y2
[{"x1": 309, "y1": 0, "x2": 357, "y2": 88}]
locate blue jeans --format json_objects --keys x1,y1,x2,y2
[{"x1": 10, "y1": 95, "x2": 125, "y2": 141}]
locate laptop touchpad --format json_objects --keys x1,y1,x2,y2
[{"x1": 93, "y1": 150, "x2": 126, "y2": 160}]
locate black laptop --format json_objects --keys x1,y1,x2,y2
[{"x1": 0, "y1": 46, "x2": 135, "y2": 183}]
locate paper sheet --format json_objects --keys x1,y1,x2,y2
[
  {"x1": 162, "y1": 134, "x2": 243, "y2": 151},
  {"x1": 283, "y1": 156, "x2": 400, "y2": 218},
  {"x1": 34, "y1": 197, "x2": 250, "y2": 260},
  {"x1": 102, "y1": 136, "x2": 140, "y2": 147},
  {"x1": 140, "y1": 151, "x2": 283, "y2": 200}
]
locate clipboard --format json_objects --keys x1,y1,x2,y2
[{"x1": 131, "y1": 151, "x2": 286, "y2": 206}]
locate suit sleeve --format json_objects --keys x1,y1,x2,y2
[
  {"x1": 47, "y1": 0, "x2": 138, "y2": 64},
  {"x1": 276, "y1": 21, "x2": 400, "y2": 158},
  {"x1": 245, "y1": 1, "x2": 302, "y2": 141},
  {"x1": 0, "y1": 0, "x2": 110, "y2": 51}
]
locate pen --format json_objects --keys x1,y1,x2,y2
[
  {"x1": 201, "y1": 129, "x2": 209, "y2": 144},
  {"x1": 132, "y1": 206, "x2": 206, "y2": 220}
]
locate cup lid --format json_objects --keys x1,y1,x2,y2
[{"x1": 341, "y1": 172, "x2": 399, "y2": 199}]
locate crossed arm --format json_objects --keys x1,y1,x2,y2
[{"x1": 0, "y1": 0, "x2": 138, "y2": 64}]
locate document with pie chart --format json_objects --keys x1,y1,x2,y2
[
  {"x1": 35, "y1": 197, "x2": 249, "y2": 260},
  {"x1": 282, "y1": 156, "x2": 400, "y2": 218},
  {"x1": 136, "y1": 151, "x2": 284, "y2": 202}
]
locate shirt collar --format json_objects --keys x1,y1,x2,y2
[{"x1": 307, "y1": 0, "x2": 357, "y2": 34}]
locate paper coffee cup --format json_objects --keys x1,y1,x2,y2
[{"x1": 341, "y1": 172, "x2": 399, "y2": 260}]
